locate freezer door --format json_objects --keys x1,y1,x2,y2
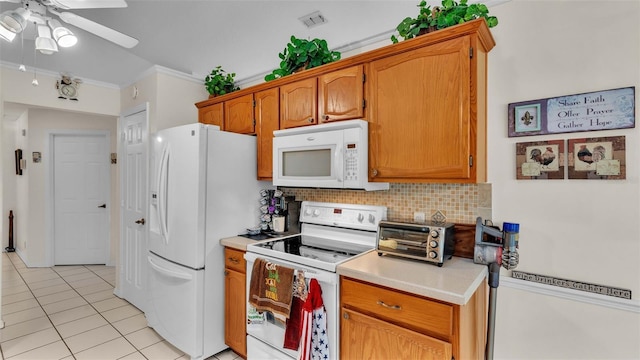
[
  {"x1": 146, "y1": 252, "x2": 204, "y2": 358},
  {"x1": 148, "y1": 123, "x2": 208, "y2": 269}
]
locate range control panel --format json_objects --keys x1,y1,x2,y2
[{"x1": 299, "y1": 201, "x2": 387, "y2": 232}]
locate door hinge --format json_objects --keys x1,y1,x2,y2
[
  {"x1": 469, "y1": 47, "x2": 473, "y2": 58},
  {"x1": 253, "y1": 119, "x2": 256, "y2": 126},
  {"x1": 362, "y1": 99, "x2": 366, "y2": 109},
  {"x1": 362, "y1": 73, "x2": 366, "y2": 83},
  {"x1": 469, "y1": 155, "x2": 473, "y2": 167},
  {"x1": 253, "y1": 100, "x2": 256, "y2": 107}
]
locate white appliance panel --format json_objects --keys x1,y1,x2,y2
[
  {"x1": 146, "y1": 252, "x2": 204, "y2": 358},
  {"x1": 149, "y1": 123, "x2": 208, "y2": 269}
]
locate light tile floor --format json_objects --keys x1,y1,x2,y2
[{"x1": 0, "y1": 252, "x2": 241, "y2": 360}]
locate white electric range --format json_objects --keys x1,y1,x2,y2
[{"x1": 244, "y1": 201, "x2": 387, "y2": 360}]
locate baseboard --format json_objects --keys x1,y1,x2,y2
[{"x1": 501, "y1": 276, "x2": 640, "y2": 313}]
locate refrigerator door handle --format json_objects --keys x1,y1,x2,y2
[
  {"x1": 157, "y1": 145, "x2": 170, "y2": 244},
  {"x1": 148, "y1": 256, "x2": 193, "y2": 281}
]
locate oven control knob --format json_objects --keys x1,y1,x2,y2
[
  {"x1": 429, "y1": 240, "x2": 438, "y2": 248},
  {"x1": 313, "y1": 209, "x2": 321, "y2": 217},
  {"x1": 357, "y1": 213, "x2": 364, "y2": 222},
  {"x1": 368, "y1": 214, "x2": 376, "y2": 224},
  {"x1": 304, "y1": 208, "x2": 312, "y2": 216},
  {"x1": 430, "y1": 230, "x2": 440, "y2": 238},
  {"x1": 428, "y1": 251, "x2": 438, "y2": 259}
]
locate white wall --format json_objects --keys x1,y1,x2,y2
[
  {"x1": 488, "y1": 1, "x2": 639, "y2": 359},
  {"x1": 21, "y1": 109, "x2": 118, "y2": 266}
]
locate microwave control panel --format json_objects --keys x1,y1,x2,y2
[{"x1": 344, "y1": 142, "x2": 359, "y2": 182}]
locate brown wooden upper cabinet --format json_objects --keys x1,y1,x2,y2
[
  {"x1": 279, "y1": 77, "x2": 317, "y2": 129},
  {"x1": 255, "y1": 88, "x2": 279, "y2": 180},
  {"x1": 196, "y1": 19, "x2": 494, "y2": 183},
  {"x1": 199, "y1": 102, "x2": 224, "y2": 129},
  {"x1": 224, "y1": 94, "x2": 255, "y2": 134},
  {"x1": 368, "y1": 34, "x2": 489, "y2": 184},
  {"x1": 318, "y1": 65, "x2": 366, "y2": 123},
  {"x1": 280, "y1": 65, "x2": 366, "y2": 129}
]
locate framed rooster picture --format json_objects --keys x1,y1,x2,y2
[
  {"x1": 568, "y1": 136, "x2": 626, "y2": 179},
  {"x1": 516, "y1": 140, "x2": 564, "y2": 180}
]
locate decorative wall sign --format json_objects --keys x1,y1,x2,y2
[
  {"x1": 508, "y1": 87, "x2": 635, "y2": 137},
  {"x1": 512, "y1": 270, "x2": 632, "y2": 300},
  {"x1": 567, "y1": 136, "x2": 625, "y2": 179},
  {"x1": 515, "y1": 140, "x2": 564, "y2": 180}
]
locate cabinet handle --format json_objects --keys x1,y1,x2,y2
[
  {"x1": 228, "y1": 257, "x2": 240, "y2": 264},
  {"x1": 224, "y1": 270, "x2": 229, "y2": 276},
  {"x1": 308, "y1": 118, "x2": 314, "y2": 123},
  {"x1": 323, "y1": 115, "x2": 330, "y2": 121},
  {"x1": 377, "y1": 300, "x2": 401, "y2": 310}
]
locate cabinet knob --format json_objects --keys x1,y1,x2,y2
[
  {"x1": 371, "y1": 168, "x2": 378, "y2": 177},
  {"x1": 343, "y1": 312, "x2": 349, "y2": 320},
  {"x1": 324, "y1": 115, "x2": 330, "y2": 121},
  {"x1": 308, "y1": 118, "x2": 314, "y2": 123}
]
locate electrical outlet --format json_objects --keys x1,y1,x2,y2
[{"x1": 413, "y1": 212, "x2": 425, "y2": 223}]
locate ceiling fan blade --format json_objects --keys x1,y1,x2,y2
[
  {"x1": 45, "y1": 0, "x2": 127, "y2": 10},
  {"x1": 0, "y1": 0, "x2": 21, "y2": 3},
  {"x1": 56, "y1": 11, "x2": 138, "y2": 48}
]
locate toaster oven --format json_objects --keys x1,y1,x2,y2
[{"x1": 376, "y1": 220, "x2": 455, "y2": 266}]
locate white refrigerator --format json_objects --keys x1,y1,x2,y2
[{"x1": 146, "y1": 123, "x2": 267, "y2": 359}]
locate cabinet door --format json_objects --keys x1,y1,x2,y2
[
  {"x1": 318, "y1": 65, "x2": 365, "y2": 123},
  {"x1": 199, "y1": 103, "x2": 224, "y2": 129},
  {"x1": 280, "y1": 77, "x2": 317, "y2": 129},
  {"x1": 368, "y1": 36, "x2": 472, "y2": 182},
  {"x1": 341, "y1": 308, "x2": 452, "y2": 360},
  {"x1": 225, "y1": 94, "x2": 255, "y2": 134},
  {"x1": 255, "y1": 88, "x2": 279, "y2": 180},
  {"x1": 225, "y1": 267, "x2": 247, "y2": 358}
]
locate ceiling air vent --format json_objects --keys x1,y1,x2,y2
[{"x1": 298, "y1": 11, "x2": 327, "y2": 28}]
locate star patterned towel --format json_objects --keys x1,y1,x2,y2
[{"x1": 297, "y1": 278, "x2": 329, "y2": 360}]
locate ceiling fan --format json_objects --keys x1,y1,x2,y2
[{"x1": 0, "y1": 0, "x2": 138, "y2": 51}]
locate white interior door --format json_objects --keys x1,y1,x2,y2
[
  {"x1": 53, "y1": 133, "x2": 109, "y2": 265},
  {"x1": 118, "y1": 105, "x2": 148, "y2": 312}
]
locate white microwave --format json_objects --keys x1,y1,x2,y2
[{"x1": 272, "y1": 119, "x2": 389, "y2": 191}]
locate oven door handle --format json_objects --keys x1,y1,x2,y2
[{"x1": 244, "y1": 252, "x2": 338, "y2": 285}]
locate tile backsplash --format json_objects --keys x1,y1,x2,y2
[{"x1": 281, "y1": 183, "x2": 492, "y2": 224}]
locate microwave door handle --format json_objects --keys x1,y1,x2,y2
[{"x1": 335, "y1": 146, "x2": 343, "y2": 182}]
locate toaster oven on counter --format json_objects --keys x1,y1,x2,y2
[{"x1": 376, "y1": 220, "x2": 455, "y2": 267}]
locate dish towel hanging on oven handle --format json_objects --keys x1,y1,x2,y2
[{"x1": 297, "y1": 278, "x2": 329, "y2": 360}]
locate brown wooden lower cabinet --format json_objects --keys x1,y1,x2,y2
[
  {"x1": 224, "y1": 247, "x2": 247, "y2": 358},
  {"x1": 340, "y1": 277, "x2": 487, "y2": 360}
]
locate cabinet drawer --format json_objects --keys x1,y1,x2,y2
[
  {"x1": 224, "y1": 248, "x2": 246, "y2": 273},
  {"x1": 341, "y1": 277, "x2": 453, "y2": 339}
]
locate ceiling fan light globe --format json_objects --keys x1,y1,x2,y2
[
  {"x1": 54, "y1": 30, "x2": 77, "y2": 47},
  {"x1": 0, "y1": 8, "x2": 31, "y2": 33},
  {"x1": 49, "y1": 19, "x2": 77, "y2": 47},
  {"x1": 36, "y1": 37, "x2": 58, "y2": 54},
  {"x1": 0, "y1": 25, "x2": 16, "y2": 42}
]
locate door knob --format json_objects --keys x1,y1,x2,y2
[
  {"x1": 98, "y1": 204, "x2": 106, "y2": 208},
  {"x1": 135, "y1": 218, "x2": 145, "y2": 225}
]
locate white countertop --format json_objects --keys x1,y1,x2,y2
[
  {"x1": 220, "y1": 236, "x2": 256, "y2": 251},
  {"x1": 222, "y1": 235, "x2": 488, "y2": 305},
  {"x1": 337, "y1": 250, "x2": 488, "y2": 305}
]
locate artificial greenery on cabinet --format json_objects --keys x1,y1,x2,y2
[
  {"x1": 391, "y1": 0, "x2": 498, "y2": 43},
  {"x1": 265, "y1": 36, "x2": 341, "y2": 82}
]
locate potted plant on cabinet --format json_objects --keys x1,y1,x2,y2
[
  {"x1": 391, "y1": 0, "x2": 498, "y2": 43},
  {"x1": 264, "y1": 36, "x2": 341, "y2": 81},
  {"x1": 205, "y1": 66, "x2": 240, "y2": 97}
]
